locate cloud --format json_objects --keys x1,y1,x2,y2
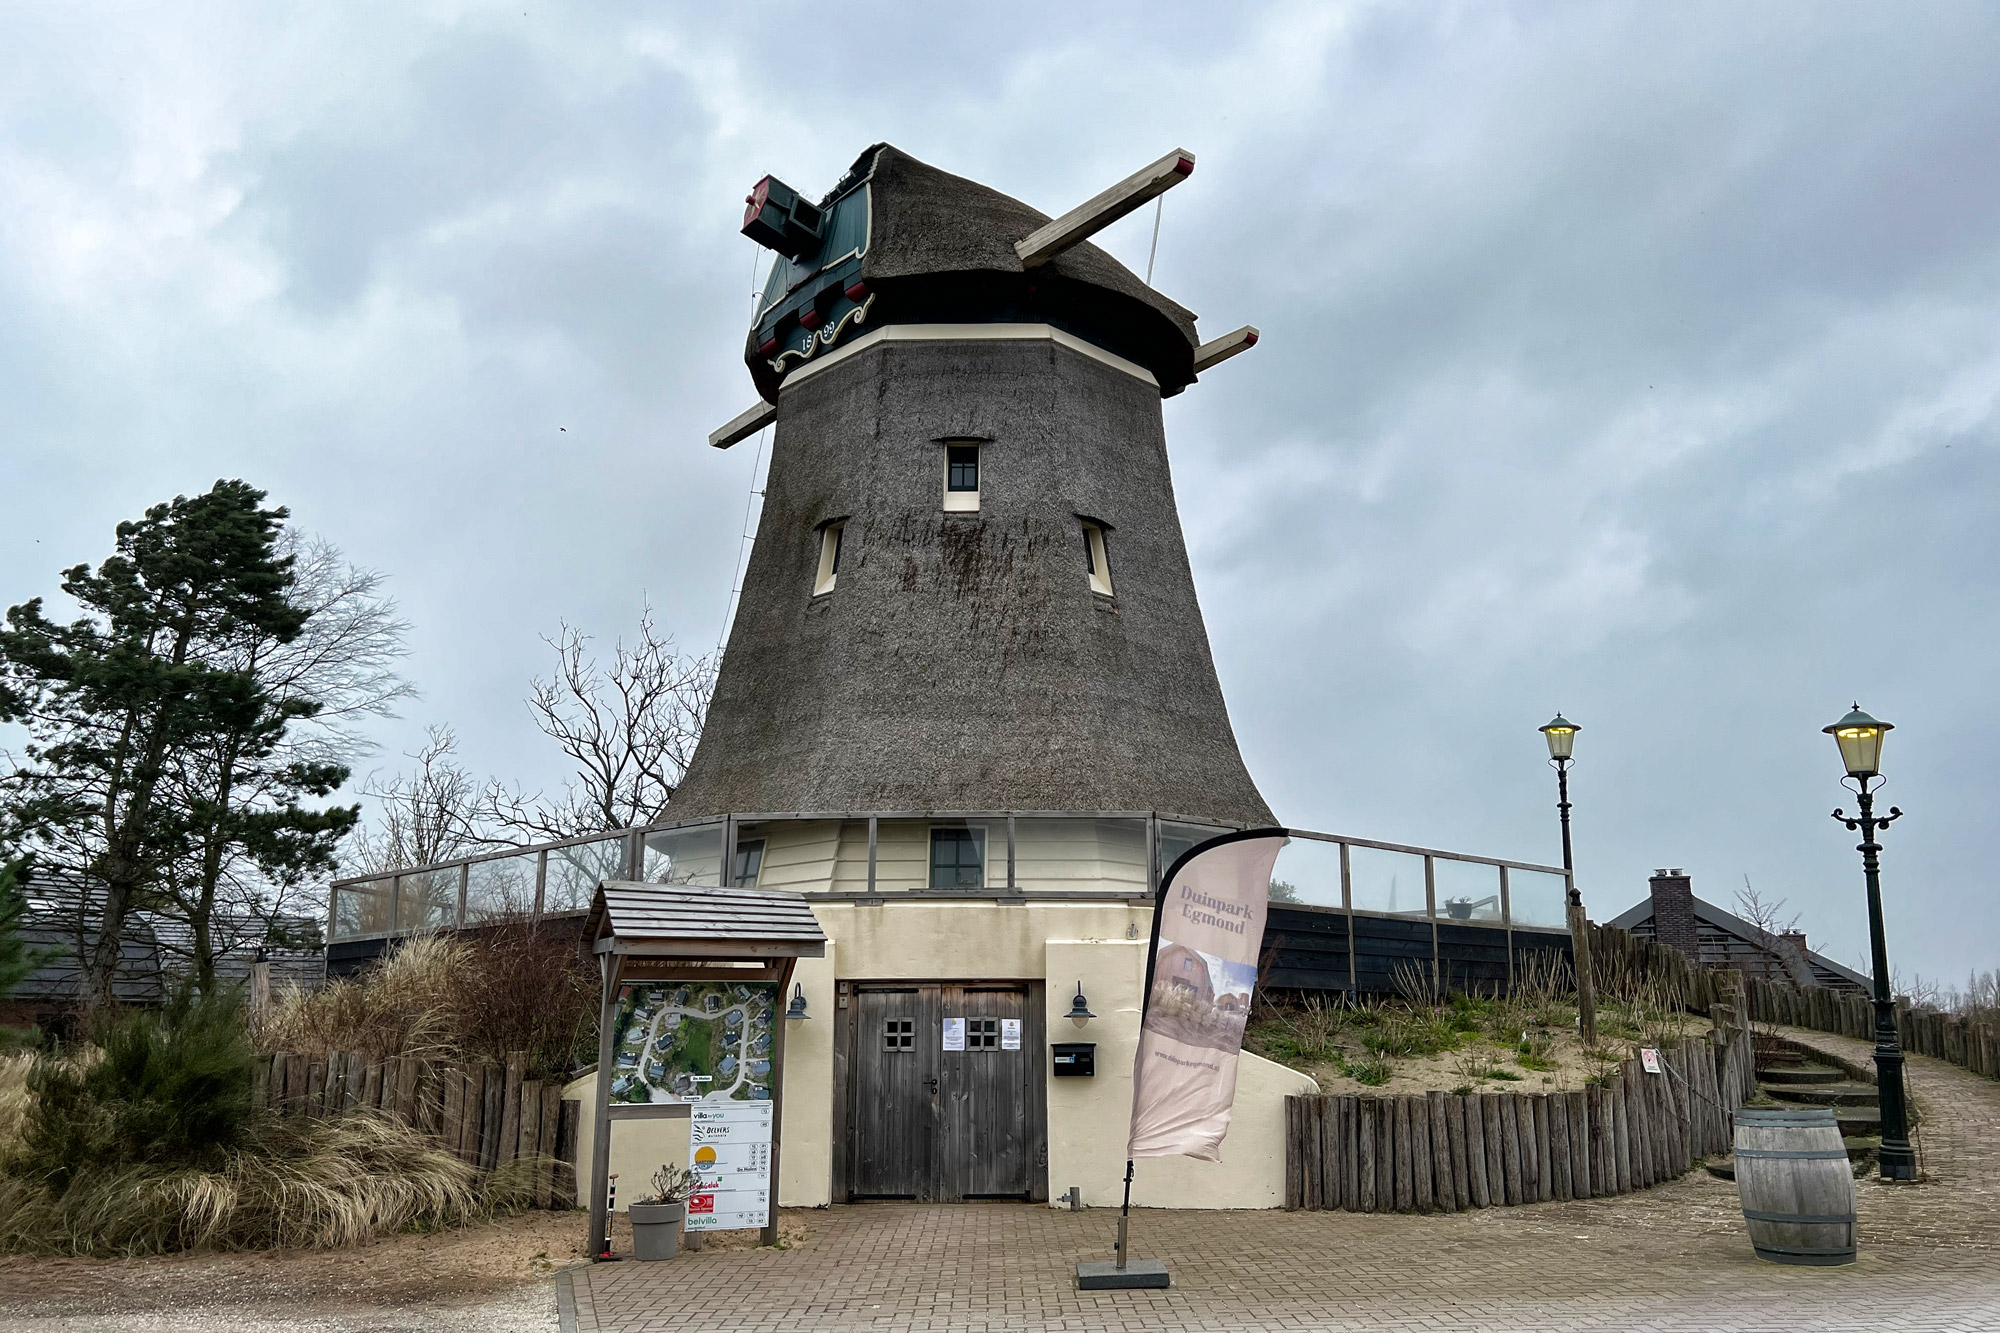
[{"x1": 1, "y1": 2, "x2": 1995, "y2": 979}]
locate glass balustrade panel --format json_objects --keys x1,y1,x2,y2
[
  {"x1": 1348, "y1": 845, "x2": 1431, "y2": 919},
  {"x1": 332, "y1": 878, "x2": 394, "y2": 939},
  {"x1": 465, "y1": 852, "x2": 541, "y2": 924},
  {"x1": 640, "y1": 825, "x2": 724, "y2": 888},
  {"x1": 1507, "y1": 868, "x2": 1571, "y2": 929},
  {"x1": 1432, "y1": 858, "x2": 1504, "y2": 924},
  {"x1": 1266, "y1": 836, "x2": 1344, "y2": 909},
  {"x1": 394, "y1": 868, "x2": 460, "y2": 932},
  {"x1": 545, "y1": 835, "x2": 630, "y2": 913}
]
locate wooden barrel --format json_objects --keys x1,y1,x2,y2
[{"x1": 1732, "y1": 1108, "x2": 1856, "y2": 1266}]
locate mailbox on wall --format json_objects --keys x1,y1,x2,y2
[{"x1": 1052, "y1": 1042, "x2": 1096, "y2": 1077}]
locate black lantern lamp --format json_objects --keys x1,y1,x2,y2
[
  {"x1": 1539, "y1": 713, "x2": 1579, "y2": 762},
  {"x1": 785, "y1": 982, "x2": 810, "y2": 1020},
  {"x1": 1826, "y1": 703, "x2": 1915, "y2": 1180},
  {"x1": 1538, "y1": 714, "x2": 1581, "y2": 897},
  {"x1": 1065, "y1": 982, "x2": 1096, "y2": 1028},
  {"x1": 1538, "y1": 713, "x2": 1597, "y2": 1046},
  {"x1": 1826, "y1": 704, "x2": 1892, "y2": 778}
]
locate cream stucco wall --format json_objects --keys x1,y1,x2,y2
[
  {"x1": 580, "y1": 818, "x2": 1313, "y2": 1214},
  {"x1": 1045, "y1": 939, "x2": 1316, "y2": 1209},
  {"x1": 766, "y1": 896, "x2": 1314, "y2": 1211}
]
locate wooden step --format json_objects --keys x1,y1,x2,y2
[
  {"x1": 1764, "y1": 1082, "x2": 1880, "y2": 1108},
  {"x1": 1758, "y1": 1065, "x2": 1844, "y2": 1086}
]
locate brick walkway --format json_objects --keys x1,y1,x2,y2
[{"x1": 570, "y1": 1032, "x2": 2000, "y2": 1332}]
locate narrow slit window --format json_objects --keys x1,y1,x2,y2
[
  {"x1": 814, "y1": 521, "x2": 845, "y2": 595},
  {"x1": 732, "y1": 838, "x2": 765, "y2": 886},
  {"x1": 1081, "y1": 521, "x2": 1113, "y2": 596},
  {"x1": 944, "y1": 443, "x2": 980, "y2": 512}
]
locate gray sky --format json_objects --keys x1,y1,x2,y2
[{"x1": 3, "y1": 4, "x2": 1995, "y2": 982}]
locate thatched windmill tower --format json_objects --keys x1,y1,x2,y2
[{"x1": 671, "y1": 143, "x2": 1270, "y2": 829}]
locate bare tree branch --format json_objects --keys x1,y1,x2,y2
[
  {"x1": 348, "y1": 726, "x2": 514, "y2": 872},
  {"x1": 482, "y1": 603, "x2": 714, "y2": 843}
]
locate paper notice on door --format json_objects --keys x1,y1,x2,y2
[
  {"x1": 942, "y1": 1017, "x2": 965, "y2": 1051},
  {"x1": 1000, "y1": 1018, "x2": 1021, "y2": 1050}
]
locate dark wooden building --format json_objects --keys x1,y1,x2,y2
[{"x1": 1607, "y1": 868, "x2": 1868, "y2": 994}]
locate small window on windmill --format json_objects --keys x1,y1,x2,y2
[
  {"x1": 814, "y1": 520, "x2": 845, "y2": 595},
  {"x1": 929, "y1": 826, "x2": 986, "y2": 889},
  {"x1": 943, "y1": 443, "x2": 980, "y2": 513},
  {"x1": 1080, "y1": 520, "x2": 1113, "y2": 596},
  {"x1": 732, "y1": 838, "x2": 766, "y2": 886}
]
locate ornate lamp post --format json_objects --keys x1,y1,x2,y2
[
  {"x1": 1825, "y1": 703, "x2": 1916, "y2": 1180},
  {"x1": 1539, "y1": 714, "x2": 1596, "y2": 1046}
]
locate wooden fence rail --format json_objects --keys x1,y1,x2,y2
[
  {"x1": 1284, "y1": 1029, "x2": 1756, "y2": 1212},
  {"x1": 1742, "y1": 977, "x2": 1999, "y2": 1081},
  {"x1": 251, "y1": 1050, "x2": 581, "y2": 1209}
]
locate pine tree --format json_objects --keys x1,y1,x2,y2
[
  {"x1": 0, "y1": 858, "x2": 39, "y2": 999},
  {"x1": 0, "y1": 480, "x2": 345, "y2": 1009}
]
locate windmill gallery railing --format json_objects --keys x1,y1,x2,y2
[{"x1": 324, "y1": 814, "x2": 1577, "y2": 993}]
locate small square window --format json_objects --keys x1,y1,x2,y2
[
  {"x1": 814, "y1": 521, "x2": 845, "y2": 595},
  {"x1": 928, "y1": 827, "x2": 985, "y2": 889},
  {"x1": 965, "y1": 1017, "x2": 999, "y2": 1050},
  {"x1": 943, "y1": 443, "x2": 980, "y2": 512},
  {"x1": 883, "y1": 1018, "x2": 915, "y2": 1051},
  {"x1": 1081, "y1": 521, "x2": 1113, "y2": 596}
]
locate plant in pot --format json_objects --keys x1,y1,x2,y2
[
  {"x1": 629, "y1": 1163, "x2": 700, "y2": 1261},
  {"x1": 1444, "y1": 897, "x2": 1475, "y2": 921}
]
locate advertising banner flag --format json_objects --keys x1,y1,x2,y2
[{"x1": 1127, "y1": 830, "x2": 1289, "y2": 1160}]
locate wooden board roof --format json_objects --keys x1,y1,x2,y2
[{"x1": 584, "y1": 881, "x2": 827, "y2": 959}]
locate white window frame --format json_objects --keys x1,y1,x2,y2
[
  {"x1": 1081, "y1": 520, "x2": 1113, "y2": 596},
  {"x1": 814, "y1": 520, "x2": 845, "y2": 595},
  {"x1": 943, "y1": 442, "x2": 981, "y2": 513}
]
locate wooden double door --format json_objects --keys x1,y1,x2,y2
[{"x1": 840, "y1": 981, "x2": 1047, "y2": 1202}]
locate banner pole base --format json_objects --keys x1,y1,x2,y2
[{"x1": 1076, "y1": 1159, "x2": 1169, "y2": 1289}]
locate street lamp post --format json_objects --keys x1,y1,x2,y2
[
  {"x1": 1539, "y1": 714, "x2": 1597, "y2": 1047},
  {"x1": 1825, "y1": 704, "x2": 1917, "y2": 1181}
]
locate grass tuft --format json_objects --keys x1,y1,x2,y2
[{"x1": 0, "y1": 1110, "x2": 536, "y2": 1256}]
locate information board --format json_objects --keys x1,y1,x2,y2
[
  {"x1": 609, "y1": 981, "x2": 779, "y2": 1231},
  {"x1": 688, "y1": 1102, "x2": 774, "y2": 1231}
]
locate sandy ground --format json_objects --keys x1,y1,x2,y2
[
  {"x1": 0, "y1": 1208, "x2": 816, "y2": 1332},
  {"x1": 0, "y1": 1211, "x2": 587, "y2": 1332}
]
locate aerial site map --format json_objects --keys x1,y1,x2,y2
[{"x1": 609, "y1": 981, "x2": 777, "y2": 1104}]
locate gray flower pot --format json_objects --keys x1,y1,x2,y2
[{"x1": 628, "y1": 1202, "x2": 686, "y2": 1261}]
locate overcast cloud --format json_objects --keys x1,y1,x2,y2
[{"x1": 3, "y1": 3, "x2": 1995, "y2": 981}]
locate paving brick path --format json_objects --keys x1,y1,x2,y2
[{"x1": 571, "y1": 1031, "x2": 2000, "y2": 1332}]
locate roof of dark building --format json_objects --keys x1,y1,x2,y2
[
  {"x1": 1608, "y1": 892, "x2": 1870, "y2": 992},
  {"x1": 10, "y1": 871, "x2": 325, "y2": 1009}
]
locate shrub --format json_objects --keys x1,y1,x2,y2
[
  {"x1": 1342, "y1": 1054, "x2": 1393, "y2": 1086},
  {"x1": 0, "y1": 1110, "x2": 534, "y2": 1255},
  {"x1": 15, "y1": 987, "x2": 256, "y2": 1192},
  {"x1": 259, "y1": 923, "x2": 594, "y2": 1081}
]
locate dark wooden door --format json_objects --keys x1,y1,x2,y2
[
  {"x1": 849, "y1": 985, "x2": 936, "y2": 1198},
  {"x1": 843, "y1": 981, "x2": 1044, "y2": 1202},
  {"x1": 942, "y1": 984, "x2": 1032, "y2": 1199}
]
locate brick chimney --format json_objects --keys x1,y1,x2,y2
[
  {"x1": 1780, "y1": 929, "x2": 1808, "y2": 953},
  {"x1": 1650, "y1": 868, "x2": 1698, "y2": 958}
]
